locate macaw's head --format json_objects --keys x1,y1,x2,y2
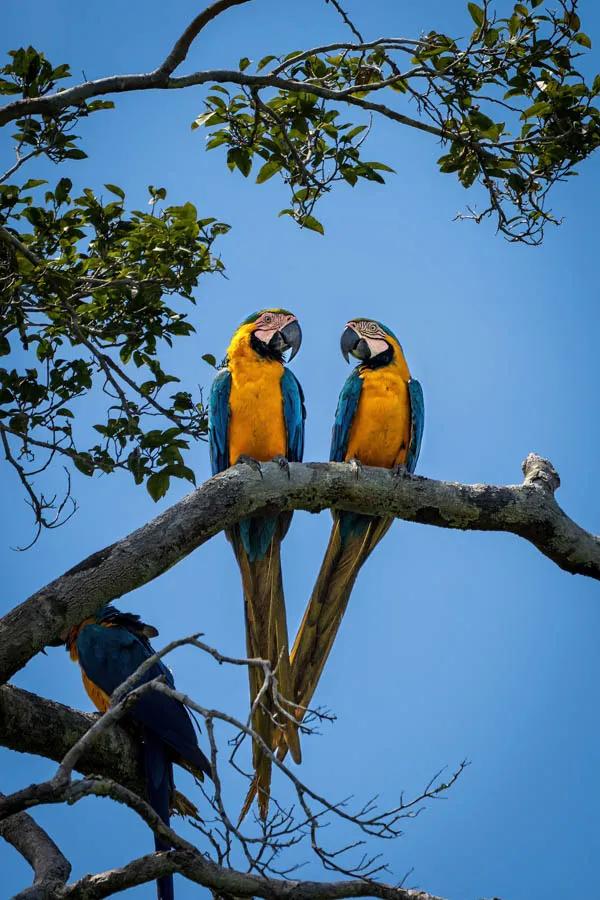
[
  {"x1": 63, "y1": 604, "x2": 159, "y2": 659},
  {"x1": 340, "y1": 318, "x2": 402, "y2": 368},
  {"x1": 239, "y1": 308, "x2": 302, "y2": 363}
]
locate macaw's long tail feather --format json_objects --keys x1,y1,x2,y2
[
  {"x1": 241, "y1": 511, "x2": 394, "y2": 818},
  {"x1": 143, "y1": 729, "x2": 174, "y2": 900},
  {"x1": 229, "y1": 518, "x2": 300, "y2": 822},
  {"x1": 291, "y1": 512, "x2": 393, "y2": 715},
  {"x1": 172, "y1": 789, "x2": 199, "y2": 819}
]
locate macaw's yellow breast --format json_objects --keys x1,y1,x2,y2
[
  {"x1": 81, "y1": 670, "x2": 111, "y2": 713},
  {"x1": 227, "y1": 336, "x2": 287, "y2": 465},
  {"x1": 346, "y1": 365, "x2": 411, "y2": 468}
]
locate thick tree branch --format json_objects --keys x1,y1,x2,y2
[
  {"x1": 1, "y1": 453, "x2": 597, "y2": 685},
  {"x1": 0, "y1": 66, "x2": 444, "y2": 138},
  {"x1": 0, "y1": 685, "x2": 146, "y2": 796},
  {"x1": 0, "y1": 798, "x2": 71, "y2": 900},
  {"x1": 61, "y1": 848, "x2": 442, "y2": 900}
]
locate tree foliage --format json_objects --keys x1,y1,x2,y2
[{"x1": 0, "y1": 0, "x2": 598, "y2": 541}]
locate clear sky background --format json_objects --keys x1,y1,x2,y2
[{"x1": 2, "y1": 2, "x2": 600, "y2": 898}]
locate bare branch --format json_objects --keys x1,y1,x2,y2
[
  {"x1": 0, "y1": 645, "x2": 449, "y2": 899},
  {"x1": 154, "y1": 0, "x2": 253, "y2": 77},
  {"x1": 0, "y1": 799, "x2": 71, "y2": 900}
]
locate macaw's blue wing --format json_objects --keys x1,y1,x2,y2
[
  {"x1": 281, "y1": 368, "x2": 306, "y2": 462},
  {"x1": 407, "y1": 377, "x2": 424, "y2": 475},
  {"x1": 328, "y1": 367, "x2": 369, "y2": 540},
  {"x1": 208, "y1": 368, "x2": 232, "y2": 475},
  {"x1": 330, "y1": 367, "x2": 362, "y2": 463},
  {"x1": 76, "y1": 623, "x2": 211, "y2": 780}
]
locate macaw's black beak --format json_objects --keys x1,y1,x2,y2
[
  {"x1": 271, "y1": 319, "x2": 302, "y2": 361},
  {"x1": 340, "y1": 326, "x2": 370, "y2": 363}
]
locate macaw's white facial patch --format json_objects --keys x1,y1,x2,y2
[
  {"x1": 254, "y1": 311, "x2": 297, "y2": 344},
  {"x1": 364, "y1": 336, "x2": 389, "y2": 357}
]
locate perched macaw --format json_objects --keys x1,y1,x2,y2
[
  {"x1": 208, "y1": 308, "x2": 305, "y2": 820},
  {"x1": 66, "y1": 605, "x2": 212, "y2": 900},
  {"x1": 290, "y1": 317, "x2": 424, "y2": 720},
  {"x1": 238, "y1": 316, "x2": 423, "y2": 766}
]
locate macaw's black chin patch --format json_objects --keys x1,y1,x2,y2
[
  {"x1": 251, "y1": 331, "x2": 285, "y2": 361},
  {"x1": 361, "y1": 344, "x2": 394, "y2": 369}
]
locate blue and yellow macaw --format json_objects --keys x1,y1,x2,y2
[
  {"x1": 66, "y1": 605, "x2": 212, "y2": 900},
  {"x1": 208, "y1": 308, "x2": 305, "y2": 819},
  {"x1": 289, "y1": 317, "x2": 424, "y2": 732}
]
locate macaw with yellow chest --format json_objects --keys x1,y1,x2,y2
[
  {"x1": 66, "y1": 605, "x2": 212, "y2": 900},
  {"x1": 208, "y1": 308, "x2": 305, "y2": 820},
  {"x1": 289, "y1": 317, "x2": 424, "y2": 740}
]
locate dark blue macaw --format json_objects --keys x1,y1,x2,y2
[{"x1": 66, "y1": 605, "x2": 212, "y2": 900}]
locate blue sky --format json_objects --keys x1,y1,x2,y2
[{"x1": 2, "y1": 1, "x2": 600, "y2": 898}]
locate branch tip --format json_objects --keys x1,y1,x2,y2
[{"x1": 521, "y1": 453, "x2": 560, "y2": 493}]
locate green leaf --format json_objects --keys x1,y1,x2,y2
[
  {"x1": 239, "y1": 57, "x2": 251, "y2": 71},
  {"x1": 564, "y1": 11, "x2": 581, "y2": 32},
  {"x1": 256, "y1": 159, "x2": 282, "y2": 183},
  {"x1": 22, "y1": 179, "x2": 47, "y2": 190},
  {"x1": 104, "y1": 183, "x2": 125, "y2": 200},
  {"x1": 0, "y1": 336, "x2": 10, "y2": 356},
  {"x1": 192, "y1": 111, "x2": 218, "y2": 129},
  {"x1": 257, "y1": 54, "x2": 276, "y2": 71},
  {"x1": 148, "y1": 185, "x2": 167, "y2": 201},
  {"x1": 73, "y1": 453, "x2": 94, "y2": 476},
  {"x1": 574, "y1": 33, "x2": 592, "y2": 49},
  {"x1": 87, "y1": 99, "x2": 115, "y2": 111},
  {"x1": 227, "y1": 148, "x2": 252, "y2": 177},
  {"x1": 147, "y1": 470, "x2": 170, "y2": 502},
  {"x1": 300, "y1": 214, "x2": 324, "y2": 235},
  {"x1": 467, "y1": 2, "x2": 484, "y2": 26},
  {"x1": 344, "y1": 124, "x2": 368, "y2": 140},
  {"x1": 55, "y1": 177, "x2": 72, "y2": 204},
  {"x1": 469, "y1": 110, "x2": 495, "y2": 131},
  {"x1": 522, "y1": 101, "x2": 552, "y2": 119},
  {"x1": 202, "y1": 353, "x2": 217, "y2": 368},
  {"x1": 365, "y1": 161, "x2": 396, "y2": 173}
]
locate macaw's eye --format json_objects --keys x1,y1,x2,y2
[
  {"x1": 263, "y1": 314, "x2": 273, "y2": 324},
  {"x1": 365, "y1": 322, "x2": 377, "y2": 334}
]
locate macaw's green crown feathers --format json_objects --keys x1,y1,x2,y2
[{"x1": 240, "y1": 308, "x2": 295, "y2": 327}]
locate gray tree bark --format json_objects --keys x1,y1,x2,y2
[
  {"x1": 1, "y1": 454, "x2": 597, "y2": 687},
  {"x1": 0, "y1": 685, "x2": 146, "y2": 795}
]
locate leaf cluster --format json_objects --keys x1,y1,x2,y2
[
  {"x1": 1, "y1": 170, "x2": 229, "y2": 538},
  {"x1": 193, "y1": 53, "x2": 394, "y2": 235},
  {"x1": 191, "y1": 0, "x2": 600, "y2": 242}
]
